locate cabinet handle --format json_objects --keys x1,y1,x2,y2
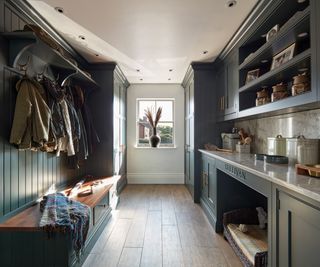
[
  {"x1": 202, "y1": 172, "x2": 206, "y2": 188},
  {"x1": 222, "y1": 96, "x2": 225, "y2": 110},
  {"x1": 202, "y1": 172, "x2": 208, "y2": 188}
]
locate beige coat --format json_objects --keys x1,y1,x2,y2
[{"x1": 10, "y1": 77, "x2": 51, "y2": 150}]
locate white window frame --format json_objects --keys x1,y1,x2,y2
[{"x1": 136, "y1": 98, "x2": 175, "y2": 147}]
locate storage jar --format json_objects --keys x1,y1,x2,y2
[
  {"x1": 221, "y1": 133, "x2": 240, "y2": 151},
  {"x1": 292, "y1": 72, "x2": 310, "y2": 96},
  {"x1": 267, "y1": 135, "x2": 287, "y2": 156},
  {"x1": 297, "y1": 144, "x2": 319, "y2": 165},
  {"x1": 286, "y1": 136, "x2": 319, "y2": 163}
]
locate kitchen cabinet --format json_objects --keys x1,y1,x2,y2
[
  {"x1": 113, "y1": 72, "x2": 127, "y2": 191},
  {"x1": 201, "y1": 155, "x2": 217, "y2": 226},
  {"x1": 275, "y1": 189, "x2": 320, "y2": 267},
  {"x1": 185, "y1": 78, "x2": 195, "y2": 198},
  {"x1": 182, "y1": 63, "x2": 217, "y2": 202},
  {"x1": 216, "y1": 49, "x2": 238, "y2": 121},
  {"x1": 316, "y1": 0, "x2": 320, "y2": 100},
  {"x1": 236, "y1": 0, "x2": 316, "y2": 118},
  {"x1": 225, "y1": 50, "x2": 238, "y2": 116},
  {"x1": 216, "y1": 63, "x2": 227, "y2": 118}
]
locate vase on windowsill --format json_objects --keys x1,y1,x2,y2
[
  {"x1": 149, "y1": 127, "x2": 161, "y2": 147},
  {"x1": 145, "y1": 106, "x2": 162, "y2": 148}
]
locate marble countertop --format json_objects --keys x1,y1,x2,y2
[{"x1": 199, "y1": 149, "x2": 320, "y2": 203}]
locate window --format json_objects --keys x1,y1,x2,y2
[{"x1": 137, "y1": 98, "x2": 174, "y2": 147}]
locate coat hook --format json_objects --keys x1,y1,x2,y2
[{"x1": 17, "y1": 56, "x2": 31, "y2": 75}]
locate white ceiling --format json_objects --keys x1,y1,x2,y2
[{"x1": 28, "y1": 0, "x2": 257, "y2": 83}]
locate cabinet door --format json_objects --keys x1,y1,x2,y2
[
  {"x1": 225, "y1": 50, "x2": 238, "y2": 115},
  {"x1": 119, "y1": 84, "x2": 126, "y2": 176},
  {"x1": 208, "y1": 157, "x2": 217, "y2": 212},
  {"x1": 201, "y1": 156, "x2": 209, "y2": 199},
  {"x1": 216, "y1": 65, "x2": 226, "y2": 118},
  {"x1": 185, "y1": 80, "x2": 195, "y2": 196},
  {"x1": 277, "y1": 191, "x2": 320, "y2": 267},
  {"x1": 113, "y1": 81, "x2": 120, "y2": 175}
]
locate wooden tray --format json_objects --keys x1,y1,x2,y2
[{"x1": 296, "y1": 164, "x2": 320, "y2": 178}]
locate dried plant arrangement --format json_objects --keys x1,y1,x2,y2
[{"x1": 144, "y1": 106, "x2": 162, "y2": 128}]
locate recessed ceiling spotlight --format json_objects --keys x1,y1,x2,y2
[
  {"x1": 78, "y1": 35, "x2": 86, "y2": 40},
  {"x1": 203, "y1": 50, "x2": 208, "y2": 55},
  {"x1": 54, "y1": 7, "x2": 64, "y2": 13},
  {"x1": 298, "y1": 32, "x2": 308, "y2": 38},
  {"x1": 136, "y1": 69, "x2": 140, "y2": 72},
  {"x1": 168, "y1": 78, "x2": 171, "y2": 81},
  {"x1": 261, "y1": 59, "x2": 268, "y2": 63},
  {"x1": 169, "y1": 69, "x2": 173, "y2": 72},
  {"x1": 95, "y1": 54, "x2": 99, "y2": 57},
  {"x1": 140, "y1": 78, "x2": 143, "y2": 81},
  {"x1": 226, "y1": 0, "x2": 237, "y2": 8}
]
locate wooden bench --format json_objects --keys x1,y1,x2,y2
[{"x1": 0, "y1": 175, "x2": 120, "y2": 267}]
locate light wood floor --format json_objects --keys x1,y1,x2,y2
[{"x1": 82, "y1": 185, "x2": 242, "y2": 267}]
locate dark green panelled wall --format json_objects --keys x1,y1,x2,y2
[{"x1": 0, "y1": 1, "x2": 87, "y2": 221}]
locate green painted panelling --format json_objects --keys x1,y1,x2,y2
[
  {"x1": 25, "y1": 151, "x2": 32, "y2": 203},
  {"x1": 0, "y1": 13, "x2": 83, "y2": 221},
  {"x1": 10, "y1": 149, "x2": 18, "y2": 211},
  {"x1": 18, "y1": 150, "x2": 26, "y2": 206}
]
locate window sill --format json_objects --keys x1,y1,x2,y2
[{"x1": 134, "y1": 145, "x2": 177, "y2": 149}]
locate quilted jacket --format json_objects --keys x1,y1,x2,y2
[{"x1": 10, "y1": 77, "x2": 51, "y2": 150}]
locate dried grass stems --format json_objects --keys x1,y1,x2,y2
[{"x1": 145, "y1": 107, "x2": 162, "y2": 128}]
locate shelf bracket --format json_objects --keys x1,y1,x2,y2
[{"x1": 10, "y1": 39, "x2": 36, "y2": 68}]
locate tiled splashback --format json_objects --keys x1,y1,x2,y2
[{"x1": 234, "y1": 109, "x2": 320, "y2": 154}]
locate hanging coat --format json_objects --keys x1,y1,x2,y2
[{"x1": 10, "y1": 77, "x2": 51, "y2": 150}]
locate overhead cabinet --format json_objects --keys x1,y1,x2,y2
[
  {"x1": 216, "y1": 0, "x2": 320, "y2": 121},
  {"x1": 216, "y1": 50, "x2": 238, "y2": 121}
]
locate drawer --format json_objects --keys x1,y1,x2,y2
[{"x1": 93, "y1": 193, "x2": 109, "y2": 225}]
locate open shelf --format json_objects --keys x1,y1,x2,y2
[
  {"x1": 238, "y1": 90, "x2": 315, "y2": 118},
  {"x1": 239, "y1": 48, "x2": 311, "y2": 93},
  {"x1": 239, "y1": 6, "x2": 310, "y2": 70},
  {"x1": 1, "y1": 31, "x2": 99, "y2": 88},
  {"x1": 234, "y1": 0, "x2": 315, "y2": 119}
]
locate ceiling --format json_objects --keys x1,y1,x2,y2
[{"x1": 28, "y1": 0, "x2": 257, "y2": 84}]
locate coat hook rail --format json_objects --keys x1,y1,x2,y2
[{"x1": 61, "y1": 70, "x2": 78, "y2": 87}]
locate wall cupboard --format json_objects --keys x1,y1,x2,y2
[
  {"x1": 216, "y1": 49, "x2": 239, "y2": 121},
  {"x1": 215, "y1": 0, "x2": 320, "y2": 121}
]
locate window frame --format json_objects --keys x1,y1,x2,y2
[{"x1": 136, "y1": 98, "x2": 175, "y2": 147}]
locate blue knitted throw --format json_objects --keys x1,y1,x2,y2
[{"x1": 39, "y1": 193, "x2": 90, "y2": 255}]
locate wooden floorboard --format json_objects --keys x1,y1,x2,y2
[{"x1": 82, "y1": 185, "x2": 242, "y2": 267}]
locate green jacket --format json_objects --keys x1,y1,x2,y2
[{"x1": 10, "y1": 77, "x2": 51, "y2": 150}]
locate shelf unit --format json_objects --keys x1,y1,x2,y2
[
  {"x1": 237, "y1": 0, "x2": 315, "y2": 117},
  {"x1": 1, "y1": 31, "x2": 99, "y2": 88}
]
